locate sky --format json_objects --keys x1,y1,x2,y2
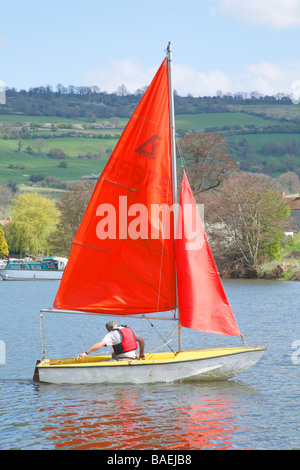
[{"x1": 1, "y1": 0, "x2": 300, "y2": 99}]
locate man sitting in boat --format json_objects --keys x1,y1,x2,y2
[{"x1": 77, "y1": 321, "x2": 145, "y2": 361}]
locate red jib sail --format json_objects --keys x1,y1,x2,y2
[
  {"x1": 175, "y1": 172, "x2": 241, "y2": 336},
  {"x1": 54, "y1": 58, "x2": 176, "y2": 314}
]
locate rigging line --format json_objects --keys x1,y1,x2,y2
[
  {"x1": 146, "y1": 318, "x2": 177, "y2": 354},
  {"x1": 176, "y1": 140, "x2": 187, "y2": 174},
  {"x1": 145, "y1": 337, "x2": 175, "y2": 355},
  {"x1": 39, "y1": 313, "x2": 46, "y2": 360}
]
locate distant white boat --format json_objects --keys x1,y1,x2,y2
[
  {"x1": 0, "y1": 259, "x2": 8, "y2": 270},
  {"x1": 0, "y1": 257, "x2": 68, "y2": 280}
]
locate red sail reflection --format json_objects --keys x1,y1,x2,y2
[{"x1": 39, "y1": 386, "x2": 242, "y2": 450}]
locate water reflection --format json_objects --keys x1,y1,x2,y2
[{"x1": 35, "y1": 381, "x2": 255, "y2": 450}]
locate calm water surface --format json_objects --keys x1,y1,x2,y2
[{"x1": 0, "y1": 279, "x2": 299, "y2": 450}]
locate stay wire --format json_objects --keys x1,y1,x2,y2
[
  {"x1": 176, "y1": 140, "x2": 187, "y2": 175},
  {"x1": 146, "y1": 318, "x2": 177, "y2": 354}
]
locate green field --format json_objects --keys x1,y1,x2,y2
[
  {"x1": 230, "y1": 132, "x2": 300, "y2": 151},
  {"x1": 0, "y1": 140, "x2": 108, "y2": 184},
  {"x1": 229, "y1": 104, "x2": 300, "y2": 120},
  {"x1": 175, "y1": 112, "x2": 277, "y2": 131},
  {"x1": 0, "y1": 110, "x2": 299, "y2": 190},
  {"x1": 0, "y1": 114, "x2": 129, "y2": 126},
  {"x1": 0, "y1": 115, "x2": 122, "y2": 186},
  {"x1": 228, "y1": 132, "x2": 300, "y2": 172}
]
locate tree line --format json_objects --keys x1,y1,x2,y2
[{"x1": 1, "y1": 85, "x2": 296, "y2": 119}]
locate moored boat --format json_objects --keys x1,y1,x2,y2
[{"x1": 0, "y1": 257, "x2": 68, "y2": 280}]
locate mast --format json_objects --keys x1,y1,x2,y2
[
  {"x1": 166, "y1": 42, "x2": 182, "y2": 351},
  {"x1": 167, "y1": 42, "x2": 177, "y2": 207}
]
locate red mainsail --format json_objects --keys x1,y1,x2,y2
[
  {"x1": 54, "y1": 58, "x2": 176, "y2": 314},
  {"x1": 175, "y1": 172, "x2": 241, "y2": 336}
]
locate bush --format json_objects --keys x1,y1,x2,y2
[
  {"x1": 58, "y1": 160, "x2": 68, "y2": 168},
  {"x1": 47, "y1": 148, "x2": 66, "y2": 159},
  {"x1": 29, "y1": 173, "x2": 47, "y2": 182}
]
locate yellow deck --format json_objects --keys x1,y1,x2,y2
[{"x1": 38, "y1": 346, "x2": 265, "y2": 369}]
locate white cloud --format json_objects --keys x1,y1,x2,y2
[
  {"x1": 83, "y1": 60, "x2": 232, "y2": 96},
  {"x1": 84, "y1": 59, "x2": 157, "y2": 94},
  {"x1": 173, "y1": 64, "x2": 231, "y2": 96},
  {"x1": 176, "y1": 61, "x2": 300, "y2": 97},
  {"x1": 291, "y1": 80, "x2": 300, "y2": 103},
  {"x1": 211, "y1": 0, "x2": 300, "y2": 29},
  {"x1": 235, "y1": 61, "x2": 300, "y2": 96},
  {"x1": 83, "y1": 59, "x2": 300, "y2": 98}
]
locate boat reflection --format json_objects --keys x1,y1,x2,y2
[{"x1": 36, "y1": 381, "x2": 254, "y2": 450}]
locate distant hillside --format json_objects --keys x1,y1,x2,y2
[
  {"x1": 1, "y1": 85, "x2": 296, "y2": 119},
  {"x1": 0, "y1": 87, "x2": 300, "y2": 192}
]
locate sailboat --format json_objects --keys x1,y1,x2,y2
[{"x1": 34, "y1": 43, "x2": 265, "y2": 384}]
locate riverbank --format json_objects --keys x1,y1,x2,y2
[
  {"x1": 257, "y1": 259, "x2": 300, "y2": 281},
  {"x1": 257, "y1": 232, "x2": 300, "y2": 280},
  {"x1": 219, "y1": 232, "x2": 300, "y2": 281},
  {"x1": 220, "y1": 262, "x2": 299, "y2": 281}
]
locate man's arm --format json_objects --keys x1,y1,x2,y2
[
  {"x1": 77, "y1": 340, "x2": 106, "y2": 360},
  {"x1": 136, "y1": 336, "x2": 145, "y2": 359}
]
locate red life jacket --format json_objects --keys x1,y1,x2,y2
[{"x1": 112, "y1": 326, "x2": 138, "y2": 356}]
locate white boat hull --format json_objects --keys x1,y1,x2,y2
[
  {"x1": 35, "y1": 347, "x2": 266, "y2": 384},
  {"x1": 0, "y1": 269, "x2": 63, "y2": 280}
]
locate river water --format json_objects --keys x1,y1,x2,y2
[{"x1": 0, "y1": 279, "x2": 299, "y2": 450}]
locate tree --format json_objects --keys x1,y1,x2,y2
[
  {"x1": 0, "y1": 182, "x2": 14, "y2": 216},
  {"x1": 116, "y1": 84, "x2": 129, "y2": 96},
  {"x1": 17, "y1": 139, "x2": 24, "y2": 152},
  {"x1": 178, "y1": 133, "x2": 239, "y2": 193},
  {"x1": 202, "y1": 173, "x2": 290, "y2": 274},
  {"x1": 5, "y1": 192, "x2": 60, "y2": 256},
  {"x1": 0, "y1": 226, "x2": 9, "y2": 258},
  {"x1": 276, "y1": 171, "x2": 300, "y2": 195},
  {"x1": 33, "y1": 138, "x2": 48, "y2": 155},
  {"x1": 48, "y1": 182, "x2": 96, "y2": 256}
]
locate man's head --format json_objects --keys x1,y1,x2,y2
[{"x1": 105, "y1": 320, "x2": 117, "y2": 331}]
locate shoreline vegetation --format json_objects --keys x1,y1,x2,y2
[
  {"x1": 257, "y1": 232, "x2": 300, "y2": 280},
  {"x1": 219, "y1": 232, "x2": 300, "y2": 281},
  {"x1": 220, "y1": 261, "x2": 300, "y2": 281},
  {"x1": 257, "y1": 260, "x2": 300, "y2": 281}
]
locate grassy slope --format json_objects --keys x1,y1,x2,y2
[
  {"x1": 0, "y1": 107, "x2": 299, "y2": 187},
  {"x1": 175, "y1": 112, "x2": 277, "y2": 130}
]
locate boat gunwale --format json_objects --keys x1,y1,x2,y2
[{"x1": 37, "y1": 346, "x2": 266, "y2": 369}]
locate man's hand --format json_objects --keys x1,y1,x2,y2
[
  {"x1": 76, "y1": 340, "x2": 106, "y2": 360},
  {"x1": 77, "y1": 352, "x2": 87, "y2": 360},
  {"x1": 139, "y1": 354, "x2": 145, "y2": 360}
]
